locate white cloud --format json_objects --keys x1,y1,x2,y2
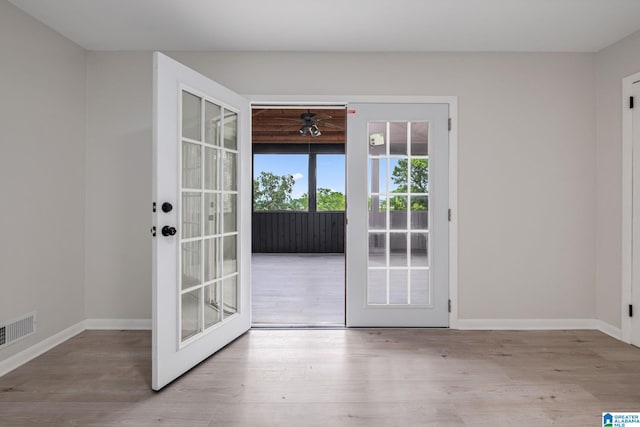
[{"x1": 292, "y1": 172, "x2": 304, "y2": 180}]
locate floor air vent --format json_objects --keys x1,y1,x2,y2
[{"x1": 0, "y1": 312, "x2": 36, "y2": 349}]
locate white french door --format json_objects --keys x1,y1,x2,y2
[
  {"x1": 346, "y1": 103, "x2": 449, "y2": 327},
  {"x1": 152, "y1": 52, "x2": 251, "y2": 390},
  {"x1": 632, "y1": 80, "x2": 640, "y2": 347}
]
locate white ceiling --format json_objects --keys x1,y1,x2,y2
[{"x1": 9, "y1": 0, "x2": 640, "y2": 52}]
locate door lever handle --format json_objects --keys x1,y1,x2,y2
[{"x1": 161, "y1": 226, "x2": 177, "y2": 236}]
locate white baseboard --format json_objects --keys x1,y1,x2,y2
[
  {"x1": 0, "y1": 320, "x2": 85, "y2": 378},
  {"x1": 83, "y1": 318, "x2": 151, "y2": 330},
  {"x1": 595, "y1": 320, "x2": 623, "y2": 340},
  {"x1": 456, "y1": 318, "x2": 624, "y2": 342},
  {"x1": 456, "y1": 318, "x2": 599, "y2": 330}
]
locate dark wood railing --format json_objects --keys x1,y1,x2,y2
[{"x1": 252, "y1": 211, "x2": 345, "y2": 253}]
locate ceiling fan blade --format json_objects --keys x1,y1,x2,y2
[
  {"x1": 313, "y1": 114, "x2": 332, "y2": 121},
  {"x1": 321, "y1": 122, "x2": 345, "y2": 130},
  {"x1": 264, "y1": 117, "x2": 301, "y2": 123},
  {"x1": 277, "y1": 124, "x2": 303, "y2": 131}
]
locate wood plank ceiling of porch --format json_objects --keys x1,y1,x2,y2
[{"x1": 251, "y1": 108, "x2": 346, "y2": 143}]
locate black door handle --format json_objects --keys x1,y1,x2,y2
[{"x1": 162, "y1": 226, "x2": 177, "y2": 236}]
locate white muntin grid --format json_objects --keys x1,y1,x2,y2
[
  {"x1": 367, "y1": 120, "x2": 432, "y2": 306},
  {"x1": 178, "y1": 86, "x2": 240, "y2": 348}
]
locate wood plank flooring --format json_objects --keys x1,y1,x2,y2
[
  {"x1": 251, "y1": 253, "x2": 345, "y2": 325},
  {"x1": 1, "y1": 329, "x2": 640, "y2": 426}
]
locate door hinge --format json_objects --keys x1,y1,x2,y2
[
  {"x1": 448, "y1": 209, "x2": 452, "y2": 222},
  {"x1": 150, "y1": 226, "x2": 156, "y2": 237},
  {"x1": 631, "y1": 96, "x2": 635, "y2": 109},
  {"x1": 630, "y1": 304, "x2": 634, "y2": 317},
  {"x1": 152, "y1": 202, "x2": 157, "y2": 213},
  {"x1": 448, "y1": 299, "x2": 452, "y2": 313},
  {"x1": 448, "y1": 118, "x2": 452, "y2": 131}
]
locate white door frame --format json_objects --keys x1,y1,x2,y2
[
  {"x1": 621, "y1": 72, "x2": 640, "y2": 343},
  {"x1": 248, "y1": 95, "x2": 458, "y2": 328}
]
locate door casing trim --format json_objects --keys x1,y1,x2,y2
[{"x1": 247, "y1": 95, "x2": 458, "y2": 328}]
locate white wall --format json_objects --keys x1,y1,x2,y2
[
  {"x1": 84, "y1": 51, "x2": 597, "y2": 322},
  {"x1": 0, "y1": 1, "x2": 86, "y2": 359},
  {"x1": 595, "y1": 30, "x2": 640, "y2": 328},
  {"x1": 85, "y1": 52, "x2": 153, "y2": 319}
]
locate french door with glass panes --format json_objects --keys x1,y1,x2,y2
[
  {"x1": 152, "y1": 53, "x2": 250, "y2": 390},
  {"x1": 346, "y1": 103, "x2": 449, "y2": 327}
]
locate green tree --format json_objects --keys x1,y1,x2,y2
[
  {"x1": 291, "y1": 189, "x2": 345, "y2": 211},
  {"x1": 389, "y1": 158, "x2": 429, "y2": 210},
  {"x1": 253, "y1": 172, "x2": 306, "y2": 211},
  {"x1": 317, "y1": 188, "x2": 345, "y2": 211}
]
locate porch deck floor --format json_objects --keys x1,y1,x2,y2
[{"x1": 251, "y1": 253, "x2": 345, "y2": 325}]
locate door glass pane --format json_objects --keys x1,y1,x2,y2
[
  {"x1": 368, "y1": 196, "x2": 386, "y2": 230},
  {"x1": 224, "y1": 110, "x2": 238, "y2": 149},
  {"x1": 204, "y1": 283, "x2": 222, "y2": 329},
  {"x1": 411, "y1": 233, "x2": 429, "y2": 267},
  {"x1": 182, "y1": 241, "x2": 201, "y2": 290},
  {"x1": 204, "y1": 238, "x2": 220, "y2": 282},
  {"x1": 182, "y1": 142, "x2": 201, "y2": 189},
  {"x1": 410, "y1": 196, "x2": 428, "y2": 229},
  {"x1": 223, "y1": 276, "x2": 238, "y2": 317},
  {"x1": 389, "y1": 196, "x2": 408, "y2": 229},
  {"x1": 368, "y1": 122, "x2": 386, "y2": 156},
  {"x1": 368, "y1": 158, "x2": 387, "y2": 194},
  {"x1": 388, "y1": 159, "x2": 403, "y2": 193},
  {"x1": 368, "y1": 233, "x2": 386, "y2": 267},
  {"x1": 182, "y1": 91, "x2": 201, "y2": 141},
  {"x1": 409, "y1": 159, "x2": 429, "y2": 193},
  {"x1": 181, "y1": 289, "x2": 201, "y2": 341},
  {"x1": 223, "y1": 235, "x2": 237, "y2": 275},
  {"x1": 411, "y1": 122, "x2": 428, "y2": 155},
  {"x1": 389, "y1": 122, "x2": 408, "y2": 155},
  {"x1": 389, "y1": 233, "x2": 408, "y2": 267},
  {"x1": 223, "y1": 152, "x2": 237, "y2": 191},
  {"x1": 204, "y1": 193, "x2": 219, "y2": 236},
  {"x1": 205, "y1": 101, "x2": 221, "y2": 146},
  {"x1": 223, "y1": 194, "x2": 237, "y2": 233},
  {"x1": 410, "y1": 269, "x2": 430, "y2": 305},
  {"x1": 389, "y1": 270, "x2": 408, "y2": 304},
  {"x1": 368, "y1": 269, "x2": 387, "y2": 304},
  {"x1": 182, "y1": 192, "x2": 201, "y2": 239},
  {"x1": 204, "y1": 147, "x2": 219, "y2": 190}
]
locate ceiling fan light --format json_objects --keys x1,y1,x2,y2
[
  {"x1": 299, "y1": 126, "x2": 309, "y2": 136},
  {"x1": 310, "y1": 124, "x2": 321, "y2": 137}
]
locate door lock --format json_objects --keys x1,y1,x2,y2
[
  {"x1": 161, "y1": 226, "x2": 177, "y2": 236},
  {"x1": 161, "y1": 202, "x2": 173, "y2": 213}
]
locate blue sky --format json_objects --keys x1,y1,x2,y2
[{"x1": 254, "y1": 154, "x2": 345, "y2": 198}]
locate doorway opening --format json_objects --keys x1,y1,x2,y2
[{"x1": 250, "y1": 106, "x2": 347, "y2": 326}]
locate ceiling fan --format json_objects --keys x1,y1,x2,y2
[
  {"x1": 258, "y1": 109, "x2": 344, "y2": 137},
  {"x1": 298, "y1": 112, "x2": 323, "y2": 137}
]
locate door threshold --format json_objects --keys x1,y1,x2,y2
[{"x1": 251, "y1": 323, "x2": 345, "y2": 329}]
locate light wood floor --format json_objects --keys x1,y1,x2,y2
[
  {"x1": 251, "y1": 253, "x2": 345, "y2": 325},
  {"x1": 1, "y1": 329, "x2": 640, "y2": 426}
]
